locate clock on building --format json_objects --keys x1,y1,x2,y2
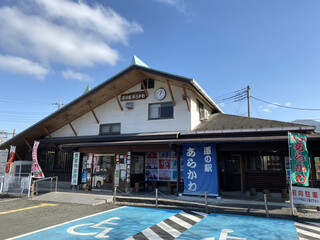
[{"x1": 155, "y1": 88, "x2": 166, "y2": 100}]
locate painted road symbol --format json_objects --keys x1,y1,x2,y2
[
  {"x1": 11, "y1": 206, "x2": 318, "y2": 240},
  {"x1": 0, "y1": 203, "x2": 58, "y2": 215}
]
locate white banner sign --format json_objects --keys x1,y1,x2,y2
[
  {"x1": 71, "y1": 152, "x2": 80, "y2": 185},
  {"x1": 292, "y1": 186, "x2": 320, "y2": 207},
  {"x1": 0, "y1": 150, "x2": 8, "y2": 176}
]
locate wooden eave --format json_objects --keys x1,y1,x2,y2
[{"x1": 0, "y1": 65, "x2": 220, "y2": 156}]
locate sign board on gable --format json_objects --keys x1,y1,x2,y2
[
  {"x1": 120, "y1": 91, "x2": 147, "y2": 101},
  {"x1": 292, "y1": 186, "x2": 320, "y2": 207}
]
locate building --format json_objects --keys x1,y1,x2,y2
[{"x1": 1, "y1": 56, "x2": 320, "y2": 197}]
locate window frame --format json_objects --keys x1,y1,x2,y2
[
  {"x1": 148, "y1": 102, "x2": 174, "y2": 120},
  {"x1": 99, "y1": 123, "x2": 121, "y2": 135},
  {"x1": 141, "y1": 79, "x2": 154, "y2": 90},
  {"x1": 246, "y1": 153, "x2": 283, "y2": 172}
]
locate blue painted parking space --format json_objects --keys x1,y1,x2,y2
[
  {"x1": 13, "y1": 206, "x2": 300, "y2": 240},
  {"x1": 176, "y1": 213, "x2": 298, "y2": 240}
]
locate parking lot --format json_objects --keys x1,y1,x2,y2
[
  {"x1": 2, "y1": 198, "x2": 319, "y2": 240},
  {"x1": 0, "y1": 197, "x2": 117, "y2": 239}
]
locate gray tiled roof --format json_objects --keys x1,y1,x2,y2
[{"x1": 193, "y1": 113, "x2": 315, "y2": 132}]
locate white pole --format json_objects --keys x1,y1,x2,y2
[{"x1": 288, "y1": 132, "x2": 295, "y2": 216}]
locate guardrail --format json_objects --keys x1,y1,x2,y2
[{"x1": 29, "y1": 176, "x2": 58, "y2": 197}]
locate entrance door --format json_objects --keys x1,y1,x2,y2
[
  {"x1": 220, "y1": 154, "x2": 242, "y2": 191},
  {"x1": 92, "y1": 154, "x2": 115, "y2": 189}
]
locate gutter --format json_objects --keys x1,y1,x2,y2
[
  {"x1": 190, "y1": 79, "x2": 223, "y2": 113},
  {"x1": 181, "y1": 126, "x2": 316, "y2": 135}
]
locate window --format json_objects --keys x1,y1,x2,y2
[
  {"x1": 247, "y1": 155, "x2": 282, "y2": 171},
  {"x1": 141, "y1": 79, "x2": 154, "y2": 89},
  {"x1": 100, "y1": 123, "x2": 121, "y2": 135},
  {"x1": 197, "y1": 99, "x2": 204, "y2": 120},
  {"x1": 149, "y1": 102, "x2": 173, "y2": 119}
]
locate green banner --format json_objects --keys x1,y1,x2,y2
[{"x1": 289, "y1": 133, "x2": 310, "y2": 186}]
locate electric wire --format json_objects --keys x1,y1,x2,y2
[{"x1": 251, "y1": 96, "x2": 320, "y2": 111}]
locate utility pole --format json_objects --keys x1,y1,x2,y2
[
  {"x1": 247, "y1": 85, "x2": 251, "y2": 117},
  {"x1": 0, "y1": 129, "x2": 16, "y2": 144},
  {"x1": 52, "y1": 97, "x2": 65, "y2": 109}
]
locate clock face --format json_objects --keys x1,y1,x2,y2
[{"x1": 155, "y1": 88, "x2": 166, "y2": 100}]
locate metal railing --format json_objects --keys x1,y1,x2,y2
[{"x1": 30, "y1": 176, "x2": 58, "y2": 197}]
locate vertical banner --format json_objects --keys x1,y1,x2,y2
[
  {"x1": 289, "y1": 133, "x2": 310, "y2": 186},
  {"x1": 183, "y1": 143, "x2": 218, "y2": 196},
  {"x1": 4, "y1": 146, "x2": 16, "y2": 192},
  {"x1": 31, "y1": 141, "x2": 45, "y2": 178},
  {"x1": 114, "y1": 154, "x2": 120, "y2": 187},
  {"x1": 71, "y1": 152, "x2": 80, "y2": 185},
  {"x1": 126, "y1": 152, "x2": 131, "y2": 183}
]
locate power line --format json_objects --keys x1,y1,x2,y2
[{"x1": 251, "y1": 96, "x2": 320, "y2": 111}]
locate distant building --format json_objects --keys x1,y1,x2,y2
[{"x1": 1, "y1": 56, "x2": 320, "y2": 197}]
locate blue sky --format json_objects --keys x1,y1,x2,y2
[{"x1": 1, "y1": 0, "x2": 320, "y2": 137}]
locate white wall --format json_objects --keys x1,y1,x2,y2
[
  {"x1": 190, "y1": 93, "x2": 213, "y2": 130},
  {"x1": 51, "y1": 81, "x2": 197, "y2": 137}
]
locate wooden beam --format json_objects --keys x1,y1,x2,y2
[
  {"x1": 183, "y1": 85, "x2": 190, "y2": 112},
  {"x1": 139, "y1": 72, "x2": 149, "y2": 97},
  {"x1": 66, "y1": 118, "x2": 77, "y2": 136},
  {"x1": 88, "y1": 103, "x2": 100, "y2": 124},
  {"x1": 15, "y1": 152, "x2": 22, "y2": 160},
  {"x1": 43, "y1": 127, "x2": 52, "y2": 138},
  {"x1": 112, "y1": 87, "x2": 123, "y2": 111},
  {"x1": 167, "y1": 80, "x2": 176, "y2": 106},
  {"x1": 116, "y1": 95, "x2": 123, "y2": 111},
  {"x1": 23, "y1": 139, "x2": 32, "y2": 151}
]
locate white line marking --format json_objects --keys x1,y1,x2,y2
[
  {"x1": 295, "y1": 222, "x2": 320, "y2": 232},
  {"x1": 298, "y1": 237, "x2": 309, "y2": 240},
  {"x1": 296, "y1": 228, "x2": 320, "y2": 238},
  {"x1": 6, "y1": 206, "x2": 126, "y2": 240},
  {"x1": 169, "y1": 216, "x2": 192, "y2": 229},
  {"x1": 305, "y1": 221, "x2": 320, "y2": 226},
  {"x1": 179, "y1": 211, "x2": 202, "y2": 222},
  {"x1": 157, "y1": 221, "x2": 181, "y2": 238},
  {"x1": 191, "y1": 211, "x2": 208, "y2": 217},
  {"x1": 142, "y1": 228, "x2": 163, "y2": 240}
]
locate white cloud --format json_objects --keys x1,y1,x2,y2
[
  {"x1": 62, "y1": 69, "x2": 92, "y2": 83},
  {"x1": 218, "y1": 102, "x2": 225, "y2": 108},
  {"x1": 0, "y1": 0, "x2": 143, "y2": 78},
  {"x1": 262, "y1": 108, "x2": 271, "y2": 112},
  {"x1": 0, "y1": 54, "x2": 49, "y2": 80},
  {"x1": 267, "y1": 102, "x2": 279, "y2": 108},
  {"x1": 34, "y1": 0, "x2": 143, "y2": 45},
  {"x1": 155, "y1": 0, "x2": 186, "y2": 13},
  {"x1": 285, "y1": 102, "x2": 291, "y2": 107}
]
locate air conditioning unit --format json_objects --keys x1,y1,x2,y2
[
  {"x1": 125, "y1": 102, "x2": 134, "y2": 109},
  {"x1": 200, "y1": 109, "x2": 209, "y2": 121}
]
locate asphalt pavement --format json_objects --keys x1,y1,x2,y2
[{"x1": 24, "y1": 189, "x2": 320, "y2": 221}]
